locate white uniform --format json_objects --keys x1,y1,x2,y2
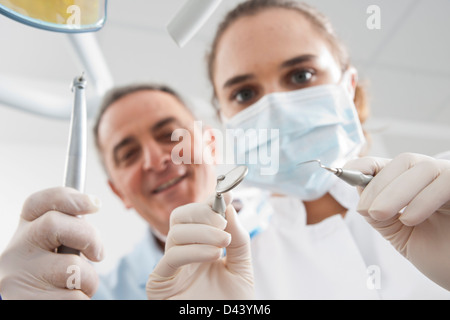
[
  {"x1": 251, "y1": 178, "x2": 450, "y2": 299},
  {"x1": 95, "y1": 161, "x2": 450, "y2": 300}
]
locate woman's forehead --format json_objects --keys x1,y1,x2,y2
[{"x1": 214, "y1": 9, "x2": 337, "y2": 85}]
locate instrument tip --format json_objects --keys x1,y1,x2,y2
[{"x1": 297, "y1": 159, "x2": 323, "y2": 167}]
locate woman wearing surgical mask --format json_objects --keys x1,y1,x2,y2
[{"x1": 206, "y1": 0, "x2": 450, "y2": 298}]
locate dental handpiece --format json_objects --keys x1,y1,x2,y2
[
  {"x1": 298, "y1": 160, "x2": 374, "y2": 188},
  {"x1": 57, "y1": 73, "x2": 87, "y2": 255},
  {"x1": 212, "y1": 166, "x2": 248, "y2": 218}
]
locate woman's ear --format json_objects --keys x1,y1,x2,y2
[{"x1": 343, "y1": 66, "x2": 358, "y2": 100}]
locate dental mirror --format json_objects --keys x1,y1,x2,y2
[
  {"x1": 0, "y1": 0, "x2": 107, "y2": 33},
  {"x1": 212, "y1": 166, "x2": 248, "y2": 218}
]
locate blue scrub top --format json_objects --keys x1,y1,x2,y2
[{"x1": 93, "y1": 228, "x2": 163, "y2": 300}]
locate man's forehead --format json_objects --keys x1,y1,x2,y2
[
  {"x1": 98, "y1": 90, "x2": 193, "y2": 146},
  {"x1": 112, "y1": 90, "x2": 188, "y2": 116},
  {"x1": 106, "y1": 90, "x2": 191, "y2": 125}
]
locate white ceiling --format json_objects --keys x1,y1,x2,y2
[{"x1": 0, "y1": 0, "x2": 449, "y2": 157}]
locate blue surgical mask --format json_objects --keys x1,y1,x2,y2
[{"x1": 223, "y1": 83, "x2": 366, "y2": 201}]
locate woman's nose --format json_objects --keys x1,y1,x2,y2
[{"x1": 260, "y1": 81, "x2": 286, "y2": 97}]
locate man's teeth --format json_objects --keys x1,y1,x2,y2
[{"x1": 154, "y1": 176, "x2": 184, "y2": 193}]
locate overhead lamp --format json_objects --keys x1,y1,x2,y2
[
  {"x1": 0, "y1": 0, "x2": 107, "y2": 33},
  {"x1": 167, "y1": 0, "x2": 223, "y2": 47}
]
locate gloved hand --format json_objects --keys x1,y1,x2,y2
[
  {"x1": 0, "y1": 187, "x2": 104, "y2": 299},
  {"x1": 344, "y1": 153, "x2": 450, "y2": 290},
  {"x1": 146, "y1": 194, "x2": 254, "y2": 300}
]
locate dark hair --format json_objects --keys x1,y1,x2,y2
[
  {"x1": 93, "y1": 83, "x2": 190, "y2": 170},
  {"x1": 206, "y1": 0, "x2": 370, "y2": 125}
]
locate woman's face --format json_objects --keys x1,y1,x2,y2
[{"x1": 213, "y1": 8, "x2": 350, "y2": 119}]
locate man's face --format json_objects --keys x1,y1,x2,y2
[{"x1": 98, "y1": 90, "x2": 217, "y2": 235}]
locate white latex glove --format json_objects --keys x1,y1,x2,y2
[
  {"x1": 0, "y1": 187, "x2": 104, "y2": 300},
  {"x1": 146, "y1": 194, "x2": 254, "y2": 300},
  {"x1": 344, "y1": 153, "x2": 450, "y2": 290}
]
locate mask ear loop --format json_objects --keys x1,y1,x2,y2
[
  {"x1": 219, "y1": 110, "x2": 229, "y2": 124},
  {"x1": 340, "y1": 67, "x2": 369, "y2": 155},
  {"x1": 340, "y1": 67, "x2": 359, "y2": 100}
]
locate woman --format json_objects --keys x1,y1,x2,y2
[{"x1": 205, "y1": 0, "x2": 450, "y2": 298}]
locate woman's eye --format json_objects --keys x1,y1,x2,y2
[
  {"x1": 234, "y1": 88, "x2": 256, "y2": 103},
  {"x1": 290, "y1": 70, "x2": 314, "y2": 84}
]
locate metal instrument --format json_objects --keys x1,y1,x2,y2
[
  {"x1": 57, "y1": 73, "x2": 87, "y2": 255},
  {"x1": 298, "y1": 160, "x2": 374, "y2": 187},
  {"x1": 212, "y1": 166, "x2": 248, "y2": 218}
]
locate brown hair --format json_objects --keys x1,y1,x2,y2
[{"x1": 206, "y1": 0, "x2": 370, "y2": 125}]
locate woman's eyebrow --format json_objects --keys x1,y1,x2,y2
[
  {"x1": 280, "y1": 54, "x2": 317, "y2": 69},
  {"x1": 222, "y1": 74, "x2": 255, "y2": 89},
  {"x1": 222, "y1": 55, "x2": 318, "y2": 89}
]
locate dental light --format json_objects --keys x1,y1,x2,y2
[
  {"x1": 0, "y1": 0, "x2": 107, "y2": 33},
  {"x1": 0, "y1": 0, "x2": 223, "y2": 119},
  {"x1": 0, "y1": 0, "x2": 111, "y2": 120},
  {"x1": 167, "y1": 0, "x2": 223, "y2": 48}
]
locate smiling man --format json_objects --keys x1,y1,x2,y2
[
  {"x1": 94, "y1": 84, "x2": 217, "y2": 237},
  {"x1": 92, "y1": 84, "x2": 253, "y2": 299},
  {"x1": 0, "y1": 83, "x2": 255, "y2": 300}
]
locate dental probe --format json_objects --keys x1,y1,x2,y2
[
  {"x1": 212, "y1": 166, "x2": 248, "y2": 218},
  {"x1": 298, "y1": 160, "x2": 374, "y2": 188},
  {"x1": 57, "y1": 73, "x2": 87, "y2": 255}
]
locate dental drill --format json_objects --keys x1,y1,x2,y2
[
  {"x1": 298, "y1": 160, "x2": 374, "y2": 188},
  {"x1": 57, "y1": 73, "x2": 87, "y2": 255}
]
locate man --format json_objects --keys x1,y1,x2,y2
[{"x1": 0, "y1": 84, "x2": 255, "y2": 300}]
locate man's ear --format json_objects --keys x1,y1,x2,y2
[
  {"x1": 108, "y1": 179, "x2": 133, "y2": 209},
  {"x1": 343, "y1": 66, "x2": 358, "y2": 100}
]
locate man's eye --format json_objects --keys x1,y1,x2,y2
[
  {"x1": 157, "y1": 130, "x2": 177, "y2": 143},
  {"x1": 234, "y1": 88, "x2": 256, "y2": 103},
  {"x1": 290, "y1": 70, "x2": 314, "y2": 84},
  {"x1": 120, "y1": 149, "x2": 138, "y2": 163}
]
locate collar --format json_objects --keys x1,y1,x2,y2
[{"x1": 328, "y1": 177, "x2": 360, "y2": 213}]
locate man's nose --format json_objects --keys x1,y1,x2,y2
[{"x1": 142, "y1": 140, "x2": 171, "y2": 172}]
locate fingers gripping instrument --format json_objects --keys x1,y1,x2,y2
[
  {"x1": 298, "y1": 160, "x2": 374, "y2": 188},
  {"x1": 57, "y1": 73, "x2": 87, "y2": 255},
  {"x1": 212, "y1": 166, "x2": 248, "y2": 218}
]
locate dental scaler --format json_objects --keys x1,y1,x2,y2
[
  {"x1": 212, "y1": 166, "x2": 248, "y2": 218},
  {"x1": 57, "y1": 73, "x2": 87, "y2": 255},
  {"x1": 298, "y1": 160, "x2": 374, "y2": 188}
]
